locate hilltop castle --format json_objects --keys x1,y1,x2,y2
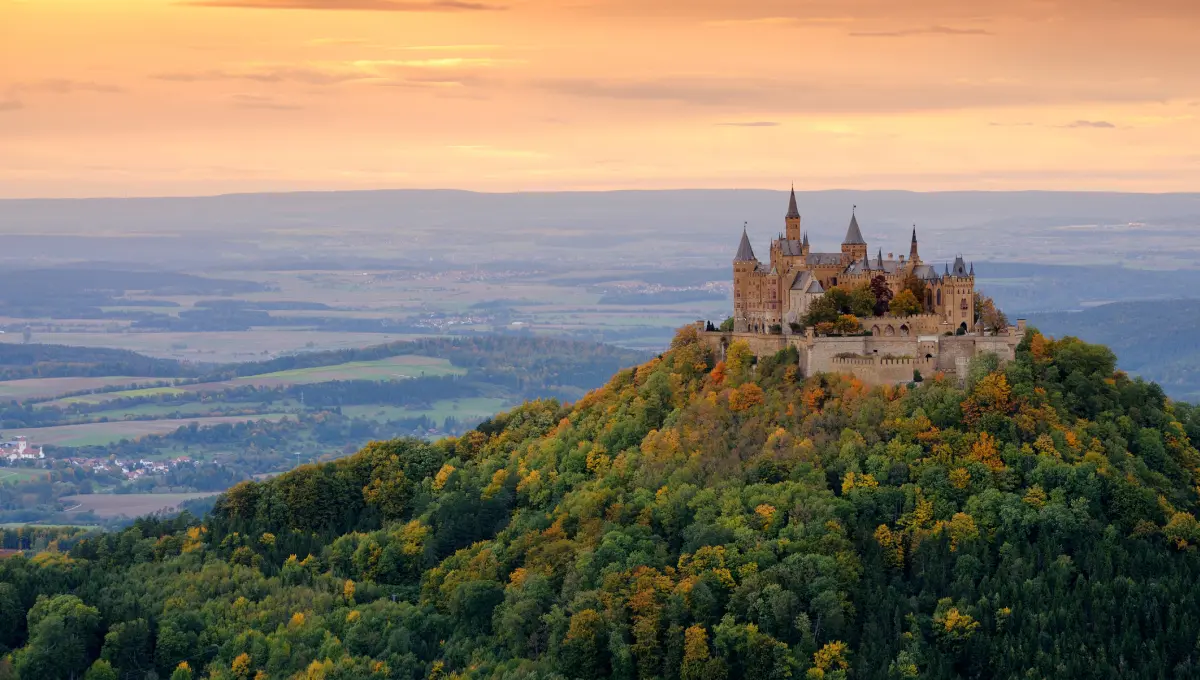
[
  {"x1": 733, "y1": 186, "x2": 976, "y2": 335},
  {"x1": 702, "y1": 187, "x2": 1024, "y2": 385}
]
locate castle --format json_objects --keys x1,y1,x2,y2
[
  {"x1": 733, "y1": 186, "x2": 976, "y2": 334},
  {"x1": 703, "y1": 187, "x2": 1024, "y2": 385}
]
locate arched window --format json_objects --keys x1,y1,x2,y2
[
  {"x1": 885, "y1": 325, "x2": 895, "y2": 337},
  {"x1": 900, "y1": 324, "x2": 910, "y2": 337},
  {"x1": 871, "y1": 325, "x2": 881, "y2": 336},
  {"x1": 936, "y1": 289, "x2": 942, "y2": 306},
  {"x1": 960, "y1": 298, "x2": 968, "y2": 310}
]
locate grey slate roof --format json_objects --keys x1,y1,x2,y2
[
  {"x1": 843, "y1": 211, "x2": 866, "y2": 245},
  {"x1": 734, "y1": 228, "x2": 757, "y2": 262},
  {"x1": 778, "y1": 239, "x2": 804, "y2": 256},
  {"x1": 846, "y1": 258, "x2": 901, "y2": 275},
  {"x1": 913, "y1": 264, "x2": 941, "y2": 281},
  {"x1": 786, "y1": 186, "x2": 800, "y2": 219},
  {"x1": 951, "y1": 256, "x2": 968, "y2": 276},
  {"x1": 806, "y1": 252, "x2": 843, "y2": 266},
  {"x1": 790, "y1": 271, "x2": 824, "y2": 294}
]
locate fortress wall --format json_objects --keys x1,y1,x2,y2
[
  {"x1": 698, "y1": 330, "x2": 788, "y2": 360},
  {"x1": 823, "y1": 355, "x2": 936, "y2": 385},
  {"x1": 859, "y1": 314, "x2": 942, "y2": 336}
]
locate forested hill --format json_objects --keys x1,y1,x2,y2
[{"x1": 7, "y1": 328, "x2": 1200, "y2": 679}]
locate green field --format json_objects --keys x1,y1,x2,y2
[
  {"x1": 81, "y1": 400, "x2": 297, "y2": 421},
  {"x1": 59, "y1": 492, "x2": 220, "y2": 518},
  {"x1": 0, "y1": 469, "x2": 50, "y2": 483},
  {"x1": 230, "y1": 355, "x2": 464, "y2": 386},
  {"x1": 41, "y1": 355, "x2": 463, "y2": 409},
  {"x1": 12, "y1": 414, "x2": 291, "y2": 447},
  {"x1": 52, "y1": 385, "x2": 188, "y2": 406},
  {"x1": 0, "y1": 376, "x2": 152, "y2": 402},
  {"x1": 342, "y1": 397, "x2": 510, "y2": 424}
]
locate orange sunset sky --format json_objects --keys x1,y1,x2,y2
[{"x1": 2, "y1": 0, "x2": 1199, "y2": 198}]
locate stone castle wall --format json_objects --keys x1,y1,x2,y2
[{"x1": 698, "y1": 321, "x2": 1025, "y2": 387}]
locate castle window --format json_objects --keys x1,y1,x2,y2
[
  {"x1": 936, "y1": 289, "x2": 942, "y2": 306},
  {"x1": 960, "y1": 299, "x2": 968, "y2": 310}
]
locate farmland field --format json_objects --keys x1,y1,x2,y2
[
  {"x1": 0, "y1": 330, "x2": 422, "y2": 363},
  {"x1": 59, "y1": 492, "x2": 220, "y2": 518},
  {"x1": 0, "y1": 469, "x2": 49, "y2": 483},
  {"x1": 342, "y1": 397, "x2": 510, "y2": 424},
  {"x1": 12, "y1": 414, "x2": 291, "y2": 447},
  {"x1": 41, "y1": 355, "x2": 461, "y2": 407},
  {"x1": 52, "y1": 385, "x2": 189, "y2": 406},
  {"x1": 227, "y1": 355, "x2": 464, "y2": 386},
  {"x1": 0, "y1": 376, "x2": 153, "y2": 402}
]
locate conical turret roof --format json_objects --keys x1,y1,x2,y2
[
  {"x1": 734, "y1": 226, "x2": 757, "y2": 262},
  {"x1": 843, "y1": 207, "x2": 866, "y2": 245},
  {"x1": 786, "y1": 185, "x2": 800, "y2": 219}
]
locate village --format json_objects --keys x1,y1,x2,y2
[{"x1": 1, "y1": 434, "x2": 195, "y2": 481}]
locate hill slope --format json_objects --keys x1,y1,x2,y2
[{"x1": 5, "y1": 327, "x2": 1200, "y2": 679}]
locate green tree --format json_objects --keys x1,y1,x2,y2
[
  {"x1": 84, "y1": 660, "x2": 119, "y2": 680},
  {"x1": 847, "y1": 285, "x2": 876, "y2": 318},
  {"x1": 12, "y1": 595, "x2": 102, "y2": 680},
  {"x1": 889, "y1": 290, "x2": 922, "y2": 317},
  {"x1": 100, "y1": 619, "x2": 153, "y2": 680}
]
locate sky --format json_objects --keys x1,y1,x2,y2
[{"x1": 2, "y1": 0, "x2": 1199, "y2": 198}]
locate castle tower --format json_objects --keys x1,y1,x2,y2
[
  {"x1": 909, "y1": 225, "x2": 920, "y2": 266},
  {"x1": 841, "y1": 206, "x2": 868, "y2": 264},
  {"x1": 801, "y1": 231, "x2": 810, "y2": 257},
  {"x1": 785, "y1": 185, "x2": 801, "y2": 241},
  {"x1": 942, "y1": 255, "x2": 976, "y2": 331},
  {"x1": 732, "y1": 224, "x2": 758, "y2": 332}
]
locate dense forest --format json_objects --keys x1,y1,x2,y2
[{"x1": 4, "y1": 326, "x2": 1200, "y2": 679}]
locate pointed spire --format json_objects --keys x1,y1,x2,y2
[
  {"x1": 911, "y1": 225, "x2": 918, "y2": 244},
  {"x1": 734, "y1": 222, "x2": 757, "y2": 262},
  {"x1": 802, "y1": 231, "x2": 809, "y2": 248},
  {"x1": 969, "y1": 262, "x2": 975, "y2": 276},
  {"x1": 944, "y1": 263, "x2": 950, "y2": 276},
  {"x1": 785, "y1": 184, "x2": 800, "y2": 220},
  {"x1": 843, "y1": 205, "x2": 866, "y2": 245}
]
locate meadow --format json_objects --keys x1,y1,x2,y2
[
  {"x1": 58, "y1": 492, "x2": 219, "y2": 518},
  {"x1": 0, "y1": 468, "x2": 49, "y2": 483},
  {"x1": 12, "y1": 414, "x2": 291, "y2": 447},
  {"x1": 341, "y1": 397, "x2": 510, "y2": 425},
  {"x1": 0, "y1": 376, "x2": 153, "y2": 401}
]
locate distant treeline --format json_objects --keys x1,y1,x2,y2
[
  {"x1": 597, "y1": 289, "x2": 726, "y2": 305},
  {"x1": 0, "y1": 344, "x2": 202, "y2": 381},
  {"x1": 0, "y1": 268, "x2": 267, "y2": 318}
]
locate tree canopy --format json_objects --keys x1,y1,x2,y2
[{"x1": 3, "y1": 326, "x2": 1200, "y2": 679}]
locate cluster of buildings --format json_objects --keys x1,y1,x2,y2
[
  {"x1": 704, "y1": 187, "x2": 1024, "y2": 385},
  {"x1": 61, "y1": 455, "x2": 193, "y2": 480},
  {"x1": 2, "y1": 437, "x2": 45, "y2": 463}
]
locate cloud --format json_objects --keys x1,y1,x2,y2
[
  {"x1": 229, "y1": 93, "x2": 304, "y2": 110},
  {"x1": 538, "y1": 76, "x2": 1176, "y2": 115},
  {"x1": 1060, "y1": 120, "x2": 1117, "y2": 128},
  {"x1": 703, "y1": 16, "x2": 852, "y2": 27},
  {"x1": 988, "y1": 121, "x2": 1033, "y2": 126},
  {"x1": 152, "y1": 66, "x2": 370, "y2": 85},
  {"x1": 716, "y1": 121, "x2": 781, "y2": 127},
  {"x1": 180, "y1": 0, "x2": 503, "y2": 10},
  {"x1": 12, "y1": 79, "x2": 125, "y2": 94},
  {"x1": 153, "y1": 57, "x2": 513, "y2": 87},
  {"x1": 0, "y1": 99, "x2": 22, "y2": 112},
  {"x1": 448, "y1": 145, "x2": 548, "y2": 159},
  {"x1": 849, "y1": 25, "x2": 993, "y2": 37}
]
